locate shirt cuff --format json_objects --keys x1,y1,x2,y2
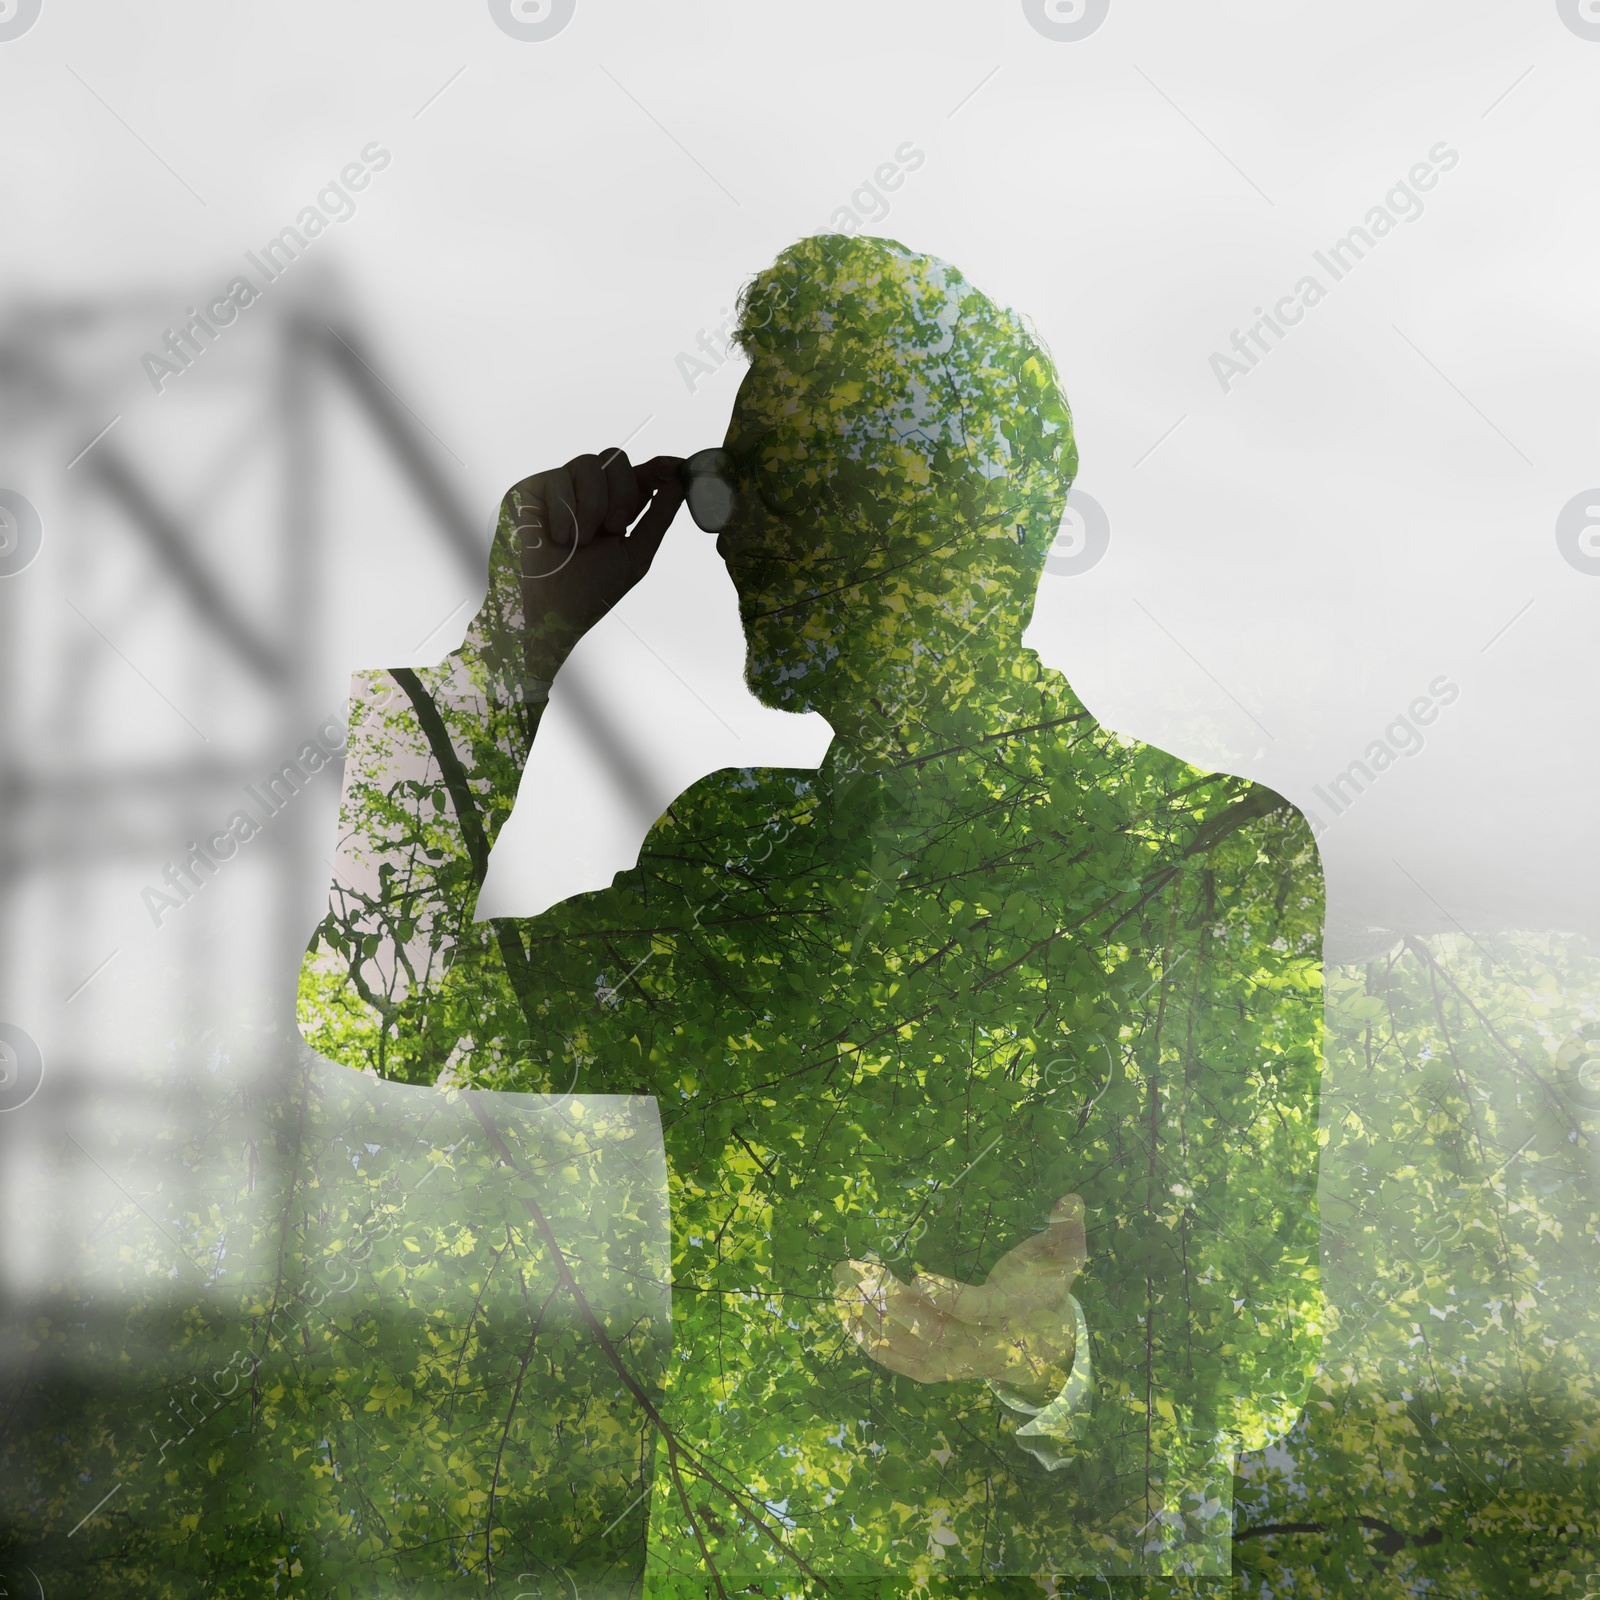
[{"x1": 986, "y1": 1293, "x2": 1092, "y2": 1471}]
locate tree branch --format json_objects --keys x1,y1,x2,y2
[
  {"x1": 389, "y1": 665, "x2": 538, "y2": 1026},
  {"x1": 463, "y1": 1091, "x2": 832, "y2": 1594}
]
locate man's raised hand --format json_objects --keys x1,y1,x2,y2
[{"x1": 505, "y1": 450, "x2": 685, "y2": 652}]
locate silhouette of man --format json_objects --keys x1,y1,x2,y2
[{"x1": 302, "y1": 234, "x2": 1325, "y2": 1585}]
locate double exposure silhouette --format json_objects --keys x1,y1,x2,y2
[{"x1": 299, "y1": 235, "x2": 1326, "y2": 1585}]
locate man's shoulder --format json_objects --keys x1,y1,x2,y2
[
  {"x1": 1054, "y1": 703, "x2": 1319, "y2": 847},
  {"x1": 530, "y1": 766, "x2": 826, "y2": 927},
  {"x1": 645, "y1": 764, "x2": 826, "y2": 846}
]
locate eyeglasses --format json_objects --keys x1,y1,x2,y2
[
  {"x1": 678, "y1": 448, "x2": 742, "y2": 534},
  {"x1": 678, "y1": 439, "x2": 843, "y2": 534}
]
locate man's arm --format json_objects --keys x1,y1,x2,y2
[{"x1": 298, "y1": 450, "x2": 683, "y2": 1081}]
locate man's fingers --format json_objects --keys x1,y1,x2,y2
[
  {"x1": 511, "y1": 453, "x2": 687, "y2": 552},
  {"x1": 852, "y1": 1336, "x2": 961, "y2": 1385},
  {"x1": 882, "y1": 1295, "x2": 991, "y2": 1360},
  {"x1": 629, "y1": 454, "x2": 688, "y2": 546},
  {"x1": 598, "y1": 447, "x2": 645, "y2": 535},
  {"x1": 559, "y1": 449, "x2": 683, "y2": 554},
  {"x1": 836, "y1": 1262, "x2": 985, "y2": 1353},
  {"x1": 986, "y1": 1193, "x2": 1088, "y2": 1296},
  {"x1": 634, "y1": 454, "x2": 686, "y2": 495},
  {"x1": 858, "y1": 1306, "x2": 992, "y2": 1383},
  {"x1": 832, "y1": 1202, "x2": 1091, "y2": 1392},
  {"x1": 1038, "y1": 1194, "x2": 1088, "y2": 1278},
  {"x1": 538, "y1": 468, "x2": 582, "y2": 548},
  {"x1": 905, "y1": 1270, "x2": 989, "y2": 1322},
  {"x1": 834, "y1": 1260, "x2": 1029, "y2": 1385},
  {"x1": 836, "y1": 1260, "x2": 984, "y2": 1333},
  {"x1": 1051, "y1": 1194, "x2": 1087, "y2": 1247},
  {"x1": 565, "y1": 453, "x2": 610, "y2": 546},
  {"x1": 836, "y1": 1288, "x2": 962, "y2": 1382},
  {"x1": 628, "y1": 472, "x2": 686, "y2": 552}
]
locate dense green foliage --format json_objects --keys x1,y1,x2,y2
[
  {"x1": 1229, "y1": 932, "x2": 1600, "y2": 1598},
  {"x1": 10, "y1": 934, "x2": 1600, "y2": 1596},
  {"x1": 299, "y1": 237, "x2": 1326, "y2": 1586},
  {"x1": 1, "y1": 1047, "x2": 669, "y2": 1598}
]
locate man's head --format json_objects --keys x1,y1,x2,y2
[{"x1": 716, "y1": 234, "x2": 1077, "y2": 728}]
